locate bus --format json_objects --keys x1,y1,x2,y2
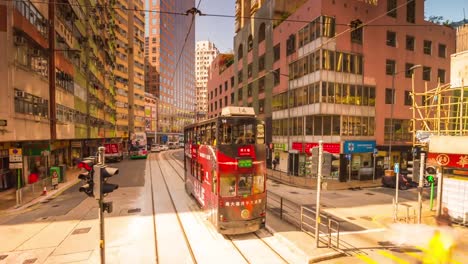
[
  {"x1": 184, "y1": 106, "x2": 266, "y2": 234},
  {"x1": 129, "y1": 132, "x2": 148, "y2": 159}
]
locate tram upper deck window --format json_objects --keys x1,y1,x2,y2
[{"x1": 219, "y1": 118, "x2": 256, "y2": 145}]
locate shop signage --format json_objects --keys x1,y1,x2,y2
[
  {"x1": 343, "y1": 140, "x2": 376, "y2": 154},
  {"x1": 50, "y1": 141, "x2": 69, "y2": 151},
  {"x1": 292, "y1": 142, "x2": 340, "y2": 154},
  {"x1": 273, "y1": 143, "x2": 287, "y2": 151},
  {"x1": 9, "y1": 148, "x2": 22, "y2": 162},
  {"x1": 0, "y1": 119, "x2": 6, "y2": 126},
  {"x1": 427, "y1": 152, "x2": 468, "y2": 168}
]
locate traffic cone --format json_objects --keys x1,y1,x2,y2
[{"x1": 42, "y1": 186, "x2": 47, "y2": 196}]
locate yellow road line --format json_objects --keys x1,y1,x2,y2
[
  {"x1": 356, "y1": 254, "x2": 379, "y2": 264},
  {"x1": 377, "y1": 250, "x2": 410, "y2": 264}
]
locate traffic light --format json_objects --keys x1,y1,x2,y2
[
  {"x1": 425, "y1": 165, "x2": 436, "y2": 184},
  {"x1": 93, "y1": 164, "x2": 119, "y2": 200},
  {"x1": 77, "y1": 160, "x2": 95, "y2": 197},
  {"x1": 407, "y1": 159, "x2": 420, "y2": 181}
]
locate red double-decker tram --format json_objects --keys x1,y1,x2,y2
[{"x1": 184, "y1": 107, "x2": 266, "y2": 234}]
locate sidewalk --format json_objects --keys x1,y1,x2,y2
[
  {"x1": 267, "y1": 169, "x2": 382, "y2": 190},
  {"x1": 0, "y1": 168, "x2": 82, "y2": 215},
  {"x1": 265, "y1": 211, "x2": 344, "y2": 263}
]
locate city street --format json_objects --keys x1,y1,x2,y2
[{"x1": 2, "y1": 150, "x2": 464, "y2": 263}]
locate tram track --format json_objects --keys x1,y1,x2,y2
[
  {"x1": 159, "y1": 150, "x2": 291, "y2": 264},
  {"x1": 225, "y1": 231, "x2": 291, "y2": 264},
  {"x1": 149, "y1": 152, "x2": 198, "y2": 264}
]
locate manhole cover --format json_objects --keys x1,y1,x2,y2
[
  {"x1": 289, "y1": 191, "x2": 299, "y2": 194},
  {"x1": 52, "y1": 205, "x2": 59, "y2": 208},
  {"x1": 23, "y1": 258, "x2": 37, "y2": 264},
  {"x1": 346, "y1": 217, "x2": 356, "y2": 220},
  {"x1": 72, "y1": 227, "x2": 91, "y2": 235},
  {"x1": 365, "y1": 192, "x2": 375, "y2": 196},
  {"x1": 128, "y1": 208, "x2": 141, "y2": 214},
  {"x1": 0, "y1": 255, "x2": 8, "y2": 260},
  {"x1": 361, "y1": 216, "x2": 372, "y2": 221}
]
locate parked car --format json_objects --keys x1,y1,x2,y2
[
  {"x1": 167, "y1": 142, "x2": 178, "y2": 149},
  {"x1": 150, "y1": 144, "x2": 161, "y2": 152},
  {"x1": 160, "y1": 145, "x2": 169, "y2": 151},
  {"x1": 178, "y1": 142, "x2": 184, "y2": 148}
]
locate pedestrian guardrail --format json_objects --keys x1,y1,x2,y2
[
  {"x1": 266, "y1": 190, "x2": 341, "y2": 249},
  {"x1": 300, "y1": 206, "x2": 341, "y2": 249},
  {"x1": 266, "y1": 191, "x2": 301, "y2": 228}
]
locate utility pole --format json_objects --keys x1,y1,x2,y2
[
  {"x1": 394, "y1": 162, "x2": 400, "y2": 222},
  {"x1": 417, "y1": 152, "x2": 425, "y2": 224},
  {"x1": 315, "y1": 140, "x2": 323, "y2": 247},
  {"x1": 97, "y1": 146, "x2": 105, "y2": 264},
  {"x1": 436, "y1": 166, "x2": 443, "y2": 216}
]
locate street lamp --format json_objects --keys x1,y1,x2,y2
[{"x1": 388, "y1": 64, "x2": 422, "y2": 168}]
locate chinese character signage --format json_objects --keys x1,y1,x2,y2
[
  {"x1": 427, "y1": 152, "x2": 468, "y2": 168},
  {"x1": 292, "y1": 142, "x2": 340, "y2": 154}
]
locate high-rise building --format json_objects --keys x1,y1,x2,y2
[
  {"x1": 195, "y1": 41, "x2": 219, "y2": 120},
  {"x1": 146, "y1": 0, "x2": 196, "y2": 143},
  {"x1": 0, "y1": 0, "x2": 143, "y2": 193},
  {"x1": 208, "y1": 0, "x2": 456, "y2": 180},
  {"x1": 114, "y1": 0, "x2": 146, "y2": 138}
]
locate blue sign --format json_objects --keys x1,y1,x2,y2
[
  {"x1": 343, "y1": 141, "x2": 376, "y2": 154},
  {"x1": 162, "y1": 135, "x2": 168, "y2": 143},
  {"x1": 373, "y1": 148, "x2": 378, "y2": 155},
  {"x1": 394, "y1": 163, "x2": 400, "y2": 174},
  {"x1": 345, "y1": 154, "x2": 352, "y2": 160}
]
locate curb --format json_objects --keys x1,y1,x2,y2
[
  {"x1": 267, "y1": 174, "x2": 382, "y2": 191},
  {"x1": 308, "y1": 251, "x2": 345, "y2": 263},
  {"x1": 0, "y1": 179, "x2": 81, "y2": 216}
]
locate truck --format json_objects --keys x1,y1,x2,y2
[{"x1": 104, "y1": 142, "x2": 123, "y2": 162}]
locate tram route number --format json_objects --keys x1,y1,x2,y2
[{"x1": 194, "y1": 180, "x2": 205, "y2": 206}]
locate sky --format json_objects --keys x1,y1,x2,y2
[{"x1": 194, "y1": 0, "x2": 467, "y2": 53}]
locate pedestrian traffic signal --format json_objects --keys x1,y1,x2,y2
[
  {"x1": 407, "y1": 159, "x2": 420, "y2": 181},
  {"x1": 77, "y1": 160, "x2": 95, "y2": 197},
  {"x1": 93, "y1": 164, "x2": 119, "y2": 200},
  {"x1": 426, "y1": 166, "x2": 436, "y2": 184}
]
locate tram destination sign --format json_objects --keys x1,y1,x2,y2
[{"x1": 238, "y1": 159, "x2": 253, "y2": 168}]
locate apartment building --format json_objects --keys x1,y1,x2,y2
[
  {"x1": 0, "y1": 0, "x2": 143, "y2": 191},
  {"x1": 195, "y1": 40, "x2": 219, "y2": 120}
]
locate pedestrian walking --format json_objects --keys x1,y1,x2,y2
[
  {"x1": 272, "y1": 159, "x2": 277, "y2": 170},
  {"x1": 436, "y1": 207, "x2": 452, "y2": 227}
]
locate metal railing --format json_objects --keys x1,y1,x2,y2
[
  {"x1": 266, "y1": 191, "x2": 301, "y2": 227},
  {"x1": 266, "y1": 190, "x2": 341, "y2": 249},
  {"x1": 300, "y1": 206, "x2": 341, "y2": 249}
]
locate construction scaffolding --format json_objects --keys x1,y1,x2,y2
[{"x1": 411, "y1": 82, "x2": 468, "y2": 148}]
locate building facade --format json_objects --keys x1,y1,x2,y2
[
  {"x1": 207, "y1": 0, "x2": 456, "y2": 180},
  {"x1": 145, "y1": 0, "x2": 196, "y2": 144},
  {"x1": 0, "y1": 0, "x2": 143, "y2": 191},
  {"x1": 195, "y1": 41, "x2": 220, "y2": 121}
]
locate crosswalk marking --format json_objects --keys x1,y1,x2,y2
[{"x1": 356, "y1": 254, "x2": 379, "y2": 264}]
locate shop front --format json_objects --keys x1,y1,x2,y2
[
  {"x1": 71, "y1": 140, "x2": 83, "y2": 163},
  {"x1": 22, "y1": 142, "x2": 50, "y2": 185},
  {"x1": 0, "y1": 148, "x2": 13, "y2": 190},
  {"x1": 427, "y1": 152, "x2": 468, "y2": 224},
  {"x1": 50, "y1": 140, "x2": 70, "y2": 167},
  {"x1": 272, "y1": 143, "x2": 288, "y2": 172},
  {"x1": 341, "y1": 140, "x2": 377, "y2": 182},
  {"x1": 291, "y1": 142, "x2": 341, "y2": 178}
]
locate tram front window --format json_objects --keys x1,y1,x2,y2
[
  {"x1": 220, "y1": 176, "x2": 236, "y2": 197},
  {"x1": 238, "y1": 175, "x2": 252, "y2": 196},
  {"x1": 219, "y1": 119, "x2": 255, "y2": 145}
]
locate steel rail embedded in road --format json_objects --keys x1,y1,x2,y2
[{"x1": 151, "y1": 152, "x2": 198, "y2": 264}]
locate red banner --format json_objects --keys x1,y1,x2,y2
[
  {"x1": 292, "y1": 142, "x2": 341, "y2": 154},
  {"x1": 427, "y1": 152, "x2": 468, "y2": 169}
]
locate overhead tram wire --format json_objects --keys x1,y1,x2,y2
[{"x1": 7, "y1": 0, "x2": 450, "y2": 28}]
